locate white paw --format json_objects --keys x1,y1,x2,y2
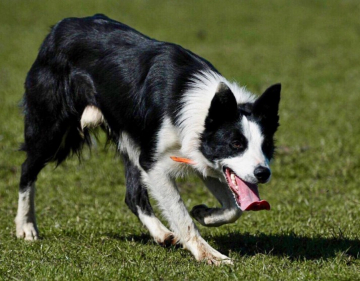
[
  {"x1": 137, "y1": 208, "x2": 178, "y2": 246},
  {"x1": 154, "y1": 231, "x2": 179, "y2": 247},
  {"x1": 146, "y1": 220, "x2": 178, "y2": 247},
  {"x1": 15, "y1": 218, "x2": 39, "y2": 241},
  {"x1": 184, "y1": 235, "x2": 233, "y2": 265}
]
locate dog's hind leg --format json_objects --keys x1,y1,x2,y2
[
  {"x1": 16, "y1": 100, "x2": 86, "y2": 240},
  {"x1": 16, "y1": 55, "x2": 93, "y2": 240},
  {"x1": 16, "y1": 119, "x2": 64, "y2": 240},
  {"x1": 16, "y1": 122, "x2": 85, "y2": 240},
  {"x1": 123, "y1": 155, "x2": 177, "y2": 246},
  {"x1": 15, "y1": 154, "x2": 45, "y2": 240}
]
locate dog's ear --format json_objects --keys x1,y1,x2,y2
[
  {"x1": 205, "y1": 82, "x2": 238, "y2": 128},
  {"x1": 253, "y1": 83, "x2": 281, "y2": 133}
]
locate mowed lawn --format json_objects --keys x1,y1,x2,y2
[{"x1": 1, "y1": 0, "x2": 360, "y2": 279}]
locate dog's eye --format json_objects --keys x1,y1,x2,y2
[{"x1": 231, "y1": 140, "x2": 243, "y2": 149}]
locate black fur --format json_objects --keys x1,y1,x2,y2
[
  {"x1": 22, "y1": 14, "x2": 217, "y2": 169},
  {"x1": 20, "y1": 14, "x2": 218, "y2": 221},
  {"x1": 253, "y1": 84, "x2": 281, "y2": 159},
  {"x1": 205, "y1": 82, "x2": 238, "y2": 129},
  {"x1": 123, "y1": 154, "x2": 153, "y2": 217}
]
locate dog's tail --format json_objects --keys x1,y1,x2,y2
[{"x1": 55, "y1": 70, "x2": 105, "y2": 165}]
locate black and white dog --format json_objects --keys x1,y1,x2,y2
[{"x1": 16, "y1": 14, "x2": 280, "y2": 264}]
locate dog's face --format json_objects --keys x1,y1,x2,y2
[{"x1": 200, "y1": 83, "x2": 280, "y2": 211}]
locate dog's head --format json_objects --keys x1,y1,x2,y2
[{"x1": 200, "y1": 82, "x2": 281, "y2": 211}]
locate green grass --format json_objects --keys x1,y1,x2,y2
[{"x1": 1, "y1": 0, "x2": 360, "y2": 279}]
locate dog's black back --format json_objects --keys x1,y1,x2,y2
[{"x1": 23, "y1": 14, "x2": 216, "y2": 169}]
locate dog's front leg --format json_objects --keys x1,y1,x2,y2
[
  {"x1": 191, "y1": 176, "x2": 242, "y2": 227},
  {"x1": 143, "y1": 167, "x2": 232, "y2": 265}
]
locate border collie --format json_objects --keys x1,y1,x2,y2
[{"x1": 15, "y1": 14, "x2": 280, "y2": 265}]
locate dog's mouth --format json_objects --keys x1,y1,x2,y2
[{"x1": 223, "y1": 167, "x2": 270, "y2": 211}]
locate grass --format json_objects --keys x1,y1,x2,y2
[{"x1": 1, "y1": 0, "x2": 360, "y2": 279}]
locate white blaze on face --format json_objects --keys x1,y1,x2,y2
[{"x1": 221, "y1": 117, "x2": 269, "y2": 183}]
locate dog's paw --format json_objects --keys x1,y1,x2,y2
[
  {"x1": 142, "y1": 216, "x2": 179, "y2": 247},
  {"x1": 156, "y1": 232, "x2": 179, "y2": 247},
  {"x1": 184, "y1": 235, "x2": 233, "y2": 266},
  {"x1": 200, "y1": 248, "x2": 233, "y2": 266},
  {"x1": 191, "y1": 204, "x2": 224, "y2": 227},
  {"x1": 191, "y1": 204, "x2": 242, "y2": 227},
  {"x1": 15, "y1": 221, "x2": 39, "y2": 241},
  {"x1": 190, "y1": 204, "x2": 212, "y2": 225},
  {"x1": 205, "y1": 254, "x2": 234, "y2": 266}
]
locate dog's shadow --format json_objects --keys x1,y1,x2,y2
[
  {"x1": 105, "y1": 232, "x2": 156, "y2": 245},
  {"x1": 212, "y1": 232, "x2": 360, "y2": 260},
  {"x1": 105, "y1": 231, "x2": 360, "y2": 260}
]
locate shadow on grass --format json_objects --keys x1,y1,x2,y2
[
  {"x1": 103, "y1": 231, "x2": 359, "y2": 260},
  {"x1": 104, "y1": 232, "x2": 184, "y2": 249},
  {"x1": 212, "y1": 232, "x2": 360, "y2": 260},
  {"x1": 105, "y1": 232, "x2": 154, "y2": 245}
]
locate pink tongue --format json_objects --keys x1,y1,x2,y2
[{"x1": 235, "y1": 177, "x2": 270, "y2": 211}]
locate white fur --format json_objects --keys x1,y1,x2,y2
[
  {"x1": 155, "y1": 117, "x2": 180, "y2": 156},
  {"x1": 15, "y1": 183, "x2": 39, "y2": 240},
  {"x1": 80, "y1": 105, "x2": 104, "y2": 130},
  {"x1": 177, "y1": 70, "x2": 256, "y2": 177},
  {"x1": 141, "y1": 158, "x2": 194, "y2": 241},
  {"x1": 183, "y1": 235, "x2": 233, "y2": 264},
  {"x1": 118, "y1": 132, "x2": 142, "y2": 168},
  {"x1": 221, "y1": 117, "x2": 270, "y2": 183},
  {"x1": 137, "y1": 207, "x2": 175, "y2": 245}
]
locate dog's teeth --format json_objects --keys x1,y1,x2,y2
[{"x1": 230, "y1": 173, "x2": 236, "y2": 186}]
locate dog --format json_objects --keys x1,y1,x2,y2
[{"x1": 15, "y1": 14, "x2": 280, "y2": 264}]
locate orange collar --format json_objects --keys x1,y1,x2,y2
[{"x1": 170, "y1": 156, "x2": 196, "y2": 165}]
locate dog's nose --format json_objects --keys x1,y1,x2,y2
[{"x1": 254, "y1": 166, "x2": 271, "y2": 183}]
